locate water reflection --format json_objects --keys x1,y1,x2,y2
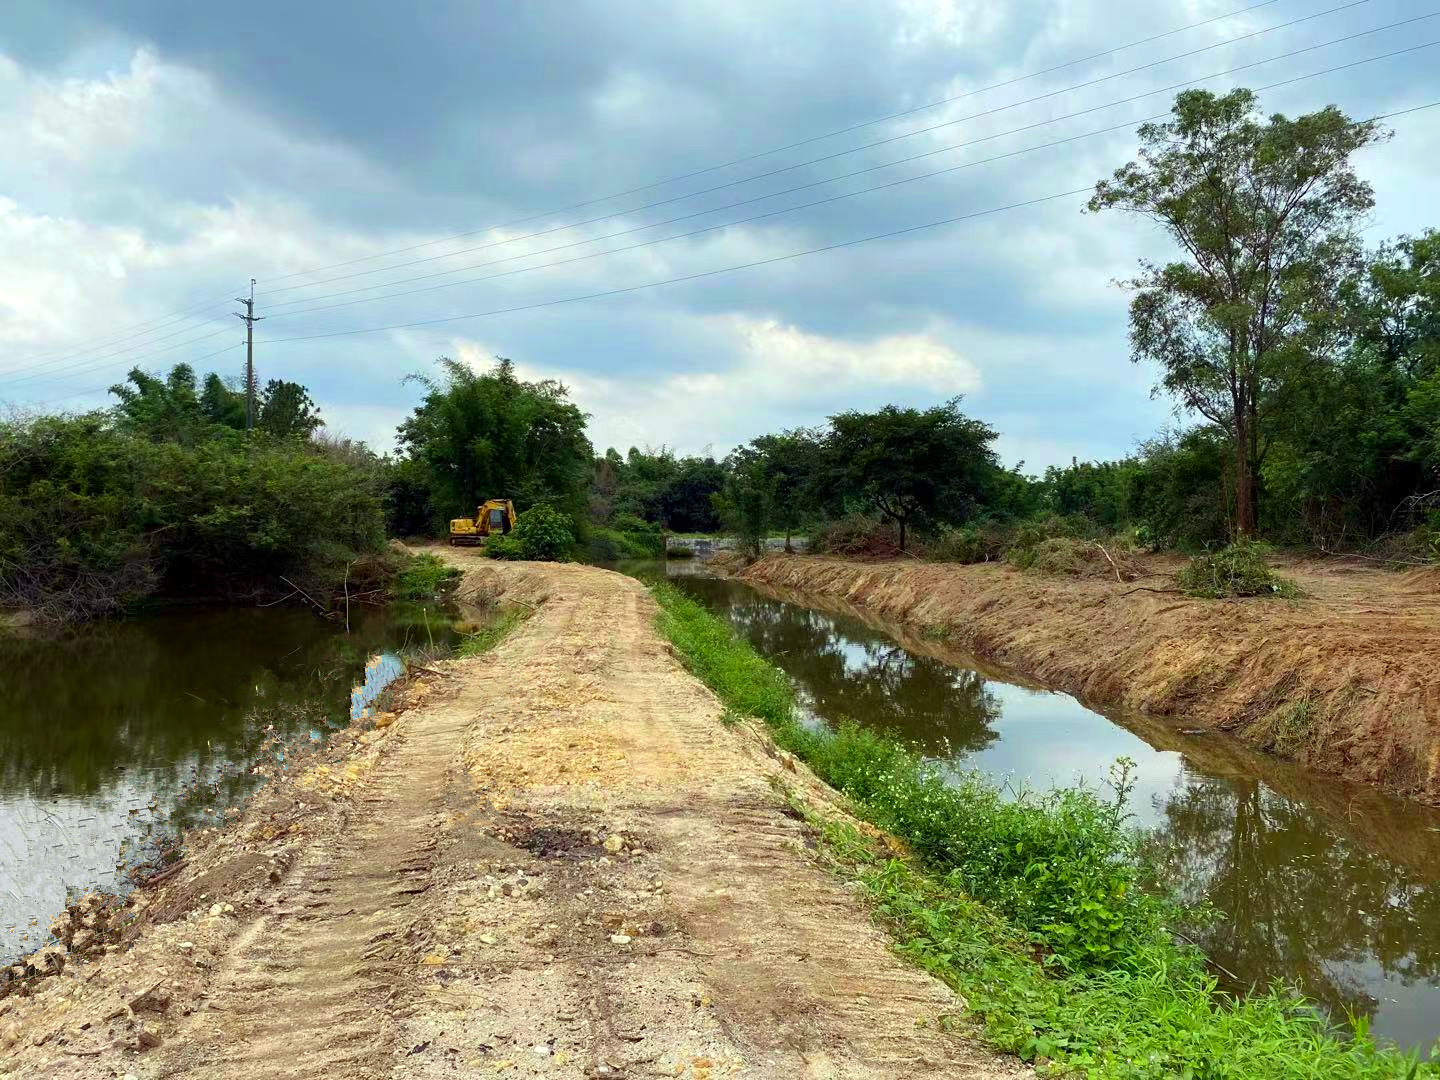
[
  {"x1": 642, "y1": 561, "x2": 1440, "y2": 1052},
  {"x1": 1148, "y1": 777, "x2": 1440, "y2": 1036},
  {"x1": 0, "y1": 601, "x2": 457, "y2": 956}
]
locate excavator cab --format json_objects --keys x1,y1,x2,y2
[{"x1": 448, "y1": 499, "x2": 516, "y2": 545}]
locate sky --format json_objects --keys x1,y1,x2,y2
[{"x1": 2, "y1": 0, "x2": 1438, "y2": 469}]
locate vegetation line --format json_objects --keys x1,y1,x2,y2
[{"x1": 650, "y1": 581, "x2": 1435, "y2": 1077}]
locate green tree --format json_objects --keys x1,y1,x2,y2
[
  {"x1": 200, "y1": 373, "x2": 247, "y2": 430},
  {"x1": 110, "y1": 364, "x2": 210, "y2": 444},
  {"x1": 397, "y1": 356, "x2": 593, "y2": 526},
  {"x1": 827, "y1": 399, "x2": 999, "y2": 551},
  {"x1": 1089, "y1": 89, "x2": 1386, "y2": 537},
  {"x1": 257, "y1": 379, "x2": 323, "y2": 439},
  {"x1": 749, "y1": 428, "x2": 826, "y2": 551},
  {"x1": 714, "y1": 447, "x2": 775, "y2": 557}
]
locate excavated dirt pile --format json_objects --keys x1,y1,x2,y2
[{"x1": 740, "y1": 554, "x2": 1440, "y2": 805}]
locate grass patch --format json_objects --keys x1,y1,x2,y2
[
  {"x1": 588, "y1": 526, "x2": 665, "y2": 561},
  {"x1": 455, "y1": 605, "x2": 531, "y2": 657},
  {"x1": 650, "y1": 581, "x2": 1434, "y2": 1077},
  {"x1": 391, "y1": 552, "x2": 462, "y2": 601},
  {"x1": 1177, "y1": 541, "x2": 1302, "y2": 599}
]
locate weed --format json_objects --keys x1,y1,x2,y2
[
  {"x1": 392, "y1": 553, "x2": 462, "y2": 601},
  {"x1": 650, "y1": 581, "x2": 1435, "y2": 1078},
  {"x1": 455, "y1": 606, "x2": 531, "y2": 657},
  {"x1": 1178, "y1": 541, "x2": 1302, "y2": 599},
  {"x1": 1269, "y1": 698, "x2": 1316, "y2": 755}
]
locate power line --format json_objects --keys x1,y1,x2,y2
[
  {"x1": 257, "y1": 0, "x2": 1389, "y2": 304},
  {"x1": 257, "y1": 38, "x2": 1440, "y2": 323},
  {"x1": 12, "y1": 95, "x2": 1438, "y2": 404},
  {"x1": 249, "y1": 0, "x2": 1318, "y2": 291},
  {"x1": 2, "y1": 325, "x2": 239, "y2": 391},
  {"x1": 256, "y1": 102, "x2": 1440, "y2": 351},
  {"x1": 7, "y1": 291, "x2": 238, "y2": 369}
]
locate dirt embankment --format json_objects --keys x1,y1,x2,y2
[
  {"x1": 1, "y1": 556, "x2": 1025, "y2": 1080},
  {"x1": 740, "y1": 554, "x2": 1440, "y2": 805}
]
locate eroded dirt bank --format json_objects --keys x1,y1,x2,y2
[
  {"x1": 0, "y1": 557, "x2": 1024, "y2": 1080},
  {"x1": 740, "y1": 554, "x2": 1440, "y2": 805}
]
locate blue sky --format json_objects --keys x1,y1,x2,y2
[{"x1": 2, "y1": 0, "x2": 1438, "y2": 467}]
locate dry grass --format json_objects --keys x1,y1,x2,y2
[{"x1": 741, "y1": 553, "x2": 1440, "y2": 805}]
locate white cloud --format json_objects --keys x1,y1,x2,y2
[{"x1": 453, "y1": 315, "x2": 979, "y2": 456}]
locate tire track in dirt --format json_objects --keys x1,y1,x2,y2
[{"x1": 150, "y1": 693, "x2": 482, "y2": 1078}]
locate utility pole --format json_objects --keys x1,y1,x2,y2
[{"x1": 234, "y1": 279, "x2": 263, "y2": 432}]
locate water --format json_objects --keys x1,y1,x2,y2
[
  {"x1": 0, "y1": 601, "x2": 458, "y2": 956},
  {"x1": 623, "y1": 561, "x2": 1440, "y2": 1053}
]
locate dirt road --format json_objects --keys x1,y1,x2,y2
[
  {"x1": 1, "y1": 557, "x2": 1023, "y2": 1080},
  {"x1": 740, "y1": 554, "x2": 1440, "y2": 804}
]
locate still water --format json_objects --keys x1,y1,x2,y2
[
  {"x1": 631, "y1": 561, "x2": 1440, "y2": 1053},
  {"x1": 0, "y1": 602, "x2": 457, "y2": 957}
]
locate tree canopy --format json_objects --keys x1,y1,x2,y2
[
  {"x1": 396, "y1": 356, "x2": 593, "y2": 525},
  {"x1": 1089, "y1": 89, "x2": 1386, "y2": 537}
]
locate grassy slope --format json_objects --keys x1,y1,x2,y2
[{"x1": 651, "y1": 581, "x2": 1434, "y2": 1079}]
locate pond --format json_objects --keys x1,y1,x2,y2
[
  {"x1": 620, "y1": 560, "x2": 1440, "y2": 1054},
  {"x1": 0, "y1": 601, "x2": 458, "y2": 958}
]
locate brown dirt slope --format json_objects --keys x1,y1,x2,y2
[
  {"x1": 739, "y1": 554, "x2": 1440, "y2": 805},
  {"x1": 0, "y1": 557, "x2": 1024, "y2": 1080}
]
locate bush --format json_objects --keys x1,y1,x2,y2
[
  {"x1": 486, "y1": 505, "x2": 575, "y2": 562},
  {"x1": 930, "y1": 520, "x2": 1015, "y2": 563},
  {"x1": 814, "y1": 514, "x2": 906, "y2": 558},
  {"x1": 391, "y1": 553, "x2": 461, "y2": 600},
  {"x1": 1177, "y1": 541, "x2": 1301, "y2": 599},
  {"x1": 0, "y1": 413, "x2": 388, "y2": 624},
  {"x1": 587, "y1": 524, "x2": 665, "y2": 562}
]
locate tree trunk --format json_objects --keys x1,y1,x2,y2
[
  {"x1": 898, "y1": 517, "x2": 908, "y2": 553},
  {"x1": 1233, "y1": 413, "x2": 1256, "y2": 538}
]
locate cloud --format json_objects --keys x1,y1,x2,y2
[
  {"x1": 1, "y1": 1, "x2": 1437, "y2": 468},
  {"x1": 451, "y1": 315, "x2": 980, "y2": 456}
]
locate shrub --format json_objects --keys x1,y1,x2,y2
[
  {"x1": 483, "y1": 534, "x2": 525, "y2": 560},
  {"x1": 1177, "y1": 541, "x2": 1301, "y2": 599},
  {"x1": 814, "y1": 514, "x2": 906, "y2": 558},
  {"x1": 391, "y1": 553, "x2": 461, "y2": 600},
  {"x1": 0, "y1": 413, "x2": 387, "y2": 624},
  {"x1": 930, "y1": 520, "x2": 1014, "y2": 563},
  {"x1": 486, "y1": 505, "x2": 575, "y2": 562}
]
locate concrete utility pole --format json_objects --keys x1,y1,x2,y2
[{"x1": 234, "y1": 279, "x2": 263, "y2": 431}]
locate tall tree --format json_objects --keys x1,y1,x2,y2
[
  {"x1": 257, "y1": 379, "x2": 324, "y2": 439},
  {"x1": 1089, "y1": 89, "x2": 1385, "y2": 536},
  {"x1": 397, "y1": 356, "x2": 592, "y2": 523},
  {"x1": 827, "y1": 399, "x2": 999, "y2": 551},
  {"x1": 749, "y1": 428, "x2": 826, "y2": 551}
]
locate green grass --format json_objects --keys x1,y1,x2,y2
[
  {"x1": 455, "y1": 605, "x2": 531, "y2": 657},
  {"x1": 1177, "y1": 542, "x2": 1303, "y2": 600},
  {"x1": 391, "y1": 552, "x2": 462, "y2": 601},
  {"x1": 650, "y1": 581, "x2": 1435, "y2": 1078},
  {"x1": 588, "y1": 526, "x2": 665, "y2": 561}
]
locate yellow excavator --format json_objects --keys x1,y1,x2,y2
[{"x1": 448, "y1": 499, "x2": 516, "y2": 546}]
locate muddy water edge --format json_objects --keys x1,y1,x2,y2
[
  {"x1": 617, "y1": 558, "x2": 1440, "y2": 1055},
  {"x1": 0, "y1": 600, "x2": 461, "y2": 963}
]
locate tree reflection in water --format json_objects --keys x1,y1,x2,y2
[
  {"x1": 1147, "y1": 776, "x2": 1440, "y2": 1028},
  {"x1": 686, "y1": 577, "x2": 1001, "y2": 758}
]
